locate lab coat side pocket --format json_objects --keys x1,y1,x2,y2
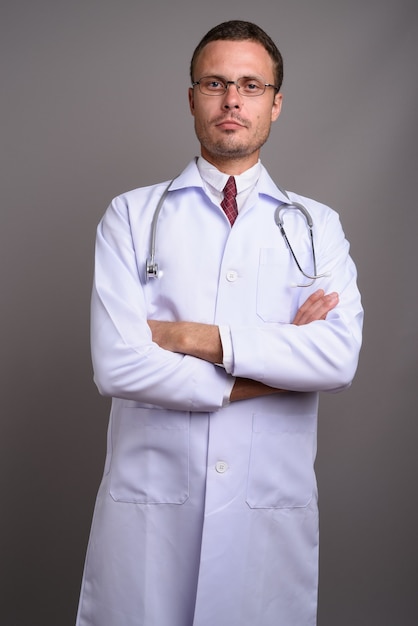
[
  {"x1": 246, "y1": 412, "x2": 316, "y2": 509},
  {"x1": 109, "y1": 408, "x2": 190, "y2": 504}
]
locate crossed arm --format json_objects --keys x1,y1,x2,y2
[{"x1": 148, "y1": 289, "x2": 339, "y2": 402}]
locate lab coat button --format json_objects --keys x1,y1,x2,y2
[
  {"x1": 215, "y1": 461, "x2": 229, "y2": 473},
  {"x1": 226, "y1": 270, "x2": 238, "y2": 282}
]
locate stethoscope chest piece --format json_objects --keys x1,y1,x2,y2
[{"x1": 146, "y1": 258, "x2": 159, "y2": 280}]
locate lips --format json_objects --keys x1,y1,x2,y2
[
  {"x1": 215, "y1": 116, "x2": 247, "y2": 130},
  {"x1": 217, "y1": 121, "x2": 244, "y2": 130}
]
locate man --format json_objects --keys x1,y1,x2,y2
[{"x1": 76, "y1": 20, "x2": 363, "y2": 626}]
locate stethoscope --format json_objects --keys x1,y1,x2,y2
[
  {"x1": 146, "y1": 180, "x2": 329, "y2": 287},
  {"x1": 274, "y1": 190, "x2": 330, "y2": 286}
]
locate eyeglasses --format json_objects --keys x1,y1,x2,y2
[{"x1": 192, "y1": 76, "x2": 279, "y2": 97}]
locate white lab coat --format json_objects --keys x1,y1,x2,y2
[{"x1": 76, "y1": 159, "x2": 363, "y2": 626}]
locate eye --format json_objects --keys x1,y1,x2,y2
[
  {"x1": 202, "y1": 77, "x2": 226, "y2": 92},
  {"x1": 240, "y1": 78, "x2": 264, "y2": 94}
]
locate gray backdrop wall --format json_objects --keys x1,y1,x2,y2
[{"x1": 1, "y1": 1, "x2": 417, "y2": 624}]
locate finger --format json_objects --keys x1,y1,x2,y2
[
  {"x1": 292, "y1": 290, "x2": 325, "y2": 325},
  {"x1": 296, "y1": 289, "x2": 325, "y2": 315},
  {"x1": 293, "y1": 292, "x2": 339, "y2": 325}
]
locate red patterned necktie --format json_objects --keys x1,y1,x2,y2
[{"x1": 221, "y1": 176, "x2": 238, "y2": 226}]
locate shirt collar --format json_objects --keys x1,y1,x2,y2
[
  {"x1": 196, "y1": 156, "x2": 262, "y2": 195},
  {"x1": 170, "y1": 158, "x2": 290, "y2": 204}
]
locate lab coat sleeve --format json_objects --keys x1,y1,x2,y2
[
  {"x1": 90, "y1": 196, "x2": 231, "y2": 412},
  {"x1": 228, "y1": 209, "x2": 363, "y2": 392}
]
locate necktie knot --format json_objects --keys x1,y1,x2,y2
[{"x1": 221, "y1": 176, "x2": 238, "y2": 226}]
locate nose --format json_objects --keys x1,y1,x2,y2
[{"x1": 222, "y1": 82, "x2": 242, "y2": 109}]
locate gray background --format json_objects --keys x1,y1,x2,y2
[{"x1": 1, "y1": 0, "x2": 417, "y2": 624}]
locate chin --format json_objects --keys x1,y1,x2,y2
[{"x1": 208, "y1": 140, "x2": 256, "y2": 158}]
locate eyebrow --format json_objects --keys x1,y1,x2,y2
[{"x1": 201, "y1": 73, "x2": 267, "y2": 82}]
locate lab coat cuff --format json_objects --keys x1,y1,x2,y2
[
  {"x1": 222, "y1": 375, "x2": 236, "y2": 406},
  {"x1": 219, "y1": 325, "x2": 234, "y2": 374}
]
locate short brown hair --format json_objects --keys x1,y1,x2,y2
[{"x1": 190, "y1": 20, "x2": 283, "y2": 91}]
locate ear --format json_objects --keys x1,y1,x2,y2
[
  {"x1": 188, "y1": 87, "x2": 195, "y2": 116},
  {"x1": 271, "y1": 92, "x2": 283, "y2": 122}
]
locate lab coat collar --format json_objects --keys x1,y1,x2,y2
[
  {"x1": 256, "y1": 165, "x2": 291, "y2": 204},
  {"x1": 169, "y1": 159, "x2": 291, "y2": 205}
]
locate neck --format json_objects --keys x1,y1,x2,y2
[{"x1": 200, "y1": 150, "x2": 260, "y2": 176}]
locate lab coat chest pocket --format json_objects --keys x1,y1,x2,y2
[
  {"x1": 256, "y1": 248, "x2": 296, "y2": 323},
  {"x1": 246, "y1": 412, "x2": 316, "y2": 509},
  {"x1": 109, "y1": 408, "x2": 190, "y2": 504}
]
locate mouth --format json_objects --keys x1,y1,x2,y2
[
  {"x1": 214, "y1": 116, "x2": 248, "y2": 131},
  {"x1": 216, "y1": 121, "x2": 244, "y2": 130}
]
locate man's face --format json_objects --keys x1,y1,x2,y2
[{"x1": 189, "y1": 39, "x2": 282, "y2": 172}]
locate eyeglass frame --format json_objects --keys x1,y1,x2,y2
[{"x1": 192, "y1": 75, "x2": 280, "y2": 97}]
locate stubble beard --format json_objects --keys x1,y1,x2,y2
[{"x1": 195, "y1": 122, "x2": 271, "y2": 161}]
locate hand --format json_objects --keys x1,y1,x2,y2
[
  {"x1": 230, "y1": 289, "x2": 339, "y2": 401},
  {"x1": 149, "y1": 289, "x2": 339, "y2": 402},
  {"x1": 292, "y1": 289, "x2": 338, "y2": 326}
]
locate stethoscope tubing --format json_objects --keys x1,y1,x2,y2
[
  {"x1": 274, "y1": 202, "x2": 328, "y2": 286},
  {"x1": 146, "y1": 182, "x2": 329, "y2": 286},
  {"x1": 146, "y1": 180, "x2": 174, "y2": 279}
]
